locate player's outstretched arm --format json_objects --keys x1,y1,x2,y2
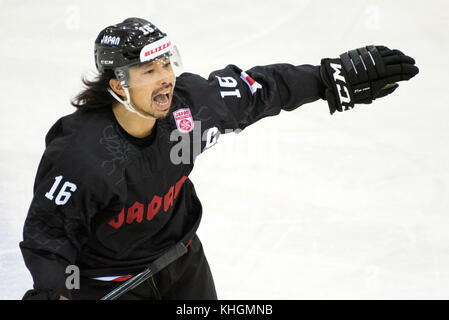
[{"x1": 320, "y1": 45, "x2": 419, "y2": 114}]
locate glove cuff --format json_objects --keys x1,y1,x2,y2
[{"x1": 320, "y1": 58, "x2": 355, "y2": 114}]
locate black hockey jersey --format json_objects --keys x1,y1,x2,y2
[{"x1": 20, "y1": 63, "x2": 325, "y2": 299}]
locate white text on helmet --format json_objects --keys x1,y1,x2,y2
[
  {"x1": 139, "y1": 24, "x2": 155, "y2": 35},
  {"x1": 101, "y1": 35, "x2": 121, "y2": 46}
]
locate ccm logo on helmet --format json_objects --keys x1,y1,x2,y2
[
  {"x1": 101, "y1": 35, "x2": 121, "y2": 46},
  {"x1": 140, "y1": 37, "x2": 172, "y2": 63},
  {"x1": 101, "y1": 60, "x2": 114, "y2": 65}
]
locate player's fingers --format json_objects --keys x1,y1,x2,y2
[
  {"x1": 383, "y1": 55, "x2": 402, "y2": 65},
  {"x1": 400, "y1": 55, "x2": 416, "y2": 65},
  {"x1": 401, "y1": 64, "x2": 419, "y2": 80},
  {"x1": 383, "y1": 71, "x2": 402, "y2": 83},
  {"x1": 383, "y1": 53, "x2": 415, "y2": 66}
]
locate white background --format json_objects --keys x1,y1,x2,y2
[{"x1": 0, "y1": 0, "x2": 448, "y2": 299}]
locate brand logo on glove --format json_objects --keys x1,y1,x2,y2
[{"x1": 329, "y1": 62, "x2": 353, "y2": 110}]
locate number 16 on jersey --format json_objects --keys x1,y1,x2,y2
[{"x1": 45, "y1": 175, "x2": 77, "y2": 206}]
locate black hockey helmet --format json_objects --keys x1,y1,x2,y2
[
  {"x1": 95, "y1": 18, "x2": 182, "y2": 117},
  {"x1": 94, "y1": 17, "x2": 180, "y2": 78}
]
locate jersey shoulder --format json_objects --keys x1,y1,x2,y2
[
  {"x1": 174, "y1": 71, "x2": 215, "y2": 106},
  {"x1": 42, "y1": 107, "x2": 130, "y2": 185}
]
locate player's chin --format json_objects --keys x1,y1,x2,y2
[{"x1": 150, "y1": 102, "x2": 171, "y2": 119}]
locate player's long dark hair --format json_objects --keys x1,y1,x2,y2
[{"x1": 71, "y1": 70, "x2": 117, "y2": 111}]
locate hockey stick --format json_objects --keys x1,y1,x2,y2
[{"x1": 100, "y1": 242, "x2": 188, "y2": 300}]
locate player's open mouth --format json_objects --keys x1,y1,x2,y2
[{"x1": 153, "y1": 92, "x2": 171, "y2": 111}]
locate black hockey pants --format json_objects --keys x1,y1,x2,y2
[{"x1": 71, "y1": 235, "x2": 217, "y2": 300}]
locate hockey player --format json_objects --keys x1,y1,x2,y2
[{"x1": 19, "y1": 17, "x2": 418, "y2": 300}]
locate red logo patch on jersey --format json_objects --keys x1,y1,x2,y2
[{"x1": 173, "y1": 108, "x2": 194, "y2": 133}]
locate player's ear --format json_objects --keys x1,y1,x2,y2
[{"x1": 109, "y1": 78, "x2": 125, "y2": 98}]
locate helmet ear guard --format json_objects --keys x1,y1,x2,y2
[{"x1": 113, "y1": 67, "x2": 131, "y2": 88}]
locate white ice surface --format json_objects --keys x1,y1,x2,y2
[{"x1": 0, "y1": 0, "x2": 448, "y2": 300}]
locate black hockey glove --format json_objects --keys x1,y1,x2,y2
[{"x1": 320, "y1": 45, "x2": 419, "y2": 114}]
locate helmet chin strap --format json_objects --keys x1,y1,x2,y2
[{"x1": 107, "y1": 87, "x2": 155, "y2": 119}]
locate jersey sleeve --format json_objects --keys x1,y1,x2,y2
[
  {"x1": 177, "y1": 63, "x2": 325, "y2": 132},
  {"x1": 19, "y1": 134, "x2": 97, "y2": 300}
]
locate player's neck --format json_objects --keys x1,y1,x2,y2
[{"x1": 112, "y1": 102, "x2": 156, "y2": 138}]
